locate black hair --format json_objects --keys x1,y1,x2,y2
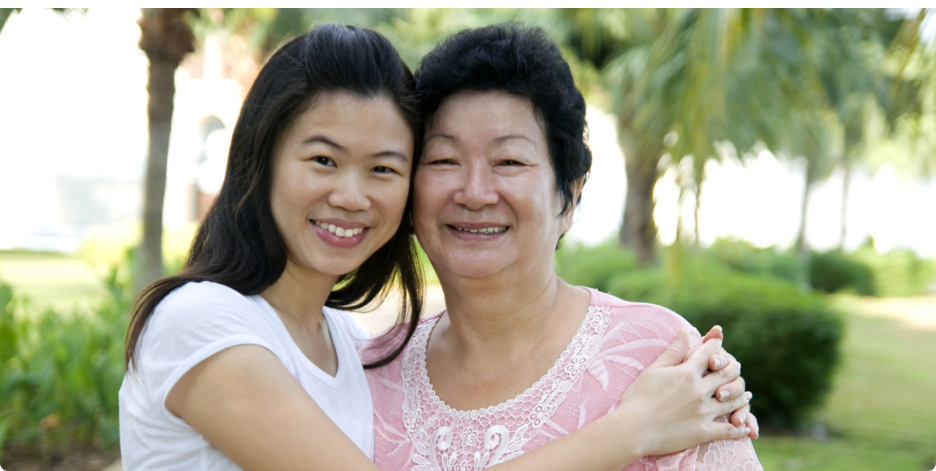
[
  {"x1": 126, "y1": 23, "x2": 423, "y2": 370},
  {"x1": 415, "y1": 23, "x2": 591, "y2": 215}
]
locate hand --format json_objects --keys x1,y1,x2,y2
[
  {"x1": 611, "y1": 328, "x2": 753, "y2": 457},
  {"x1": 701, "y1": 326, "x2": 759, "y2": 439}
]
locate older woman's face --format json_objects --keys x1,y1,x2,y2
[{"x1": 413, "y1": 91, "x2": 574, "y2": 281}]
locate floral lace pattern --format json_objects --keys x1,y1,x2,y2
[
  {"x1": 365, "y1": 288, "x2": 764, "y2": 471},
  {"x1": 400, "y1": 305, "x2": 611, "y2": 471}
]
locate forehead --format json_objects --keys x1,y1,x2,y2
[
  {"x1": 427, "y1": 91, "x2": 547, "y2": 142},
  {"x1": 278, "y1": 91, "x2": 413, "y2": 151}
]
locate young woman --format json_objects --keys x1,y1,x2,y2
[{"x1": 119, "y1": 23, "x2": 755, "y2": 471}]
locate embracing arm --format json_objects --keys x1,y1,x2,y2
[
  {"x1": 168, "y1": 328, "x2": 754, "y2": 471},
  {"x1": 167, "y1": 345, "x2": 378, "y2": 471},
  {"x1": 485, "y1": 328, "x2": 754, "y2": 471}
]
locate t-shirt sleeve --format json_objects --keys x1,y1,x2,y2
[{"x1": 132, "y1": 282, "x2": 283, "y2": 425}]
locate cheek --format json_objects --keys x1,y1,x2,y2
[
  {"x1": 380, "y1": 179, "x2": 412, "y2": 227},
  {"x1": 412, "y1": 172, "x2": 439, "y2": 222}
]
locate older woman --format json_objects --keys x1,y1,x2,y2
[{"x1": 364, "y1": 24, "x2": 762, "y2": 470}]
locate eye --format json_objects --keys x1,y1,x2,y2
[
  {"x1": 372, "y1": 166, "x2": 399, "y2": 175},
  {"x1": 499, "y1": 159, "x2": 524, "y2": 166},
  {"x1": 312, "y1": 156, "x2": 335, "y2": 167},
  {"x1": 426, "y1": 158, "x2": 456, "y2": 165}
]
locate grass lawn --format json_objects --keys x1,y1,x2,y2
[
  {"x1": 0, "y1": 250, "x2": 108, "y2": 313},
  {"x1": 754, "y1": 297, "x2": 936, "y2": 471}
]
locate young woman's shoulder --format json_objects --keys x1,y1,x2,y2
[
  {"x1": 136, "y1": 281, "x2": 285, "y2": 377},
  {"x1": 147, "y1": 281, "x2": 267, "y2": 331}
]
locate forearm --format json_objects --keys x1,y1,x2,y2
[{"x1": 488, "y1": 411, "x2": 641, "y2": 471}]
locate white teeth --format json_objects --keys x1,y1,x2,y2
[
  {"x1": 454, "y1": 226, "x2": 507, "y2": 234},
  {"x1": 314, "y1": 221, "x2": 364, "y2": 238}
]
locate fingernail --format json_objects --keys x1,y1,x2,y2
[
  {"x1": 714, "y1": 356, "x2": 725, "y2": 369},
  {"x1": 739, "y1": 412, "x2": 747, "y2": 424},
  {"x1": 718, "y1": 390, "x2": 729, "y2": 401},
  {"x1": 743, "y1": 391, "x2": 753, "y2": 402},
  {"x1": 743, "y1": 426, "x2": 751, "y2": 435}
]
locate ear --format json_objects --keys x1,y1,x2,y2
[{"x1": 558, "y1": 177, "x2": 585, "y2": 235}]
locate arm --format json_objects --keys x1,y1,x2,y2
[
  {"x1": 168, "y1": 329, "x2": 752, "y2": 471},
  {"x1": 485, "y1": 328, "x2": 753, "y2": 471},
  {"x1": 167, "y1": 345, "x2": 378, "y2": 471}
]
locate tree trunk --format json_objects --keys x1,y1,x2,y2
[
  {"x1": 134, "y1": 8, "x2": 196, "y2": 293},
  {"x1": 838, "y1": 162, "x2": 851, "y2": 249},
  {"x1": 619, "y1": 141, "x2": 661, "y2": 267},
  {"x1": 135, "y1": 59, "x2": 176, "y2": 291},
  {"x1": 796, "y1": 161, "x2": 815, "y2": 289},
  {"x1": 692, "y1": 181, "x2": 702, "y2": 245}
]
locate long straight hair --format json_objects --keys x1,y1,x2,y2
[{"x1": 125, "y1": 23, "x2": 424, "y2": 370}]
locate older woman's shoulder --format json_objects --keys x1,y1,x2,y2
[
  {"x1": 583, "y1": 287, "x2": 700, "y2": 343},
  {"x1": 358, "y1": 311, "x2": 444, "y2": 367}
]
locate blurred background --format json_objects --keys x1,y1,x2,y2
[{"x1": 0, "y1": 8, "x2": 934, "y2": 471}]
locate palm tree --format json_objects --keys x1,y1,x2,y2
[
  {"x1": 813, "y1": 9, "x2": 928, "y2": 249},
  {"x1": 561, "y1": 9, "x2": 788, "y2": 265},
  {"x1": 134, "y1": 8, "x2": 197, "y2": 292}
]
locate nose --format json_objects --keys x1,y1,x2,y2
[
  {"x1": 452, "y1": 163, "x2": 499, "y2": 210},
  {"x1": 328, "y1": 170, "x2": 371, "y2": 212}
]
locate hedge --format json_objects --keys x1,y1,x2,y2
[{"x1": 558, "y1": 244, "x2": 843, "y2": 430}]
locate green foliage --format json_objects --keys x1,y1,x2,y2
[
  {"x1": 706, "y1": 237, "x2": 801, "y2": 284},
  {"x1": 558, "y1": 244, "x2": 844, "y2": 431},
  {"x1": 809, "y1": 249, "x2": 876, "y2": 296},
  {"x1": 0, "y1": 262, "x2": 131, "y2": 458},
  {"x1": 554, "y1": 240, "x2": 639, "y2": 293},
  {"x1": 853, "y1": 246, "x2": 936, "y2": 297}
]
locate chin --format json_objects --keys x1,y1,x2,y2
[{"x1": 444, "y1": 257, "x2": 506, "y2": 279}]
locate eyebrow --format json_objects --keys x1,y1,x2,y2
[
  {"x1": 424, "y1": 133, "x2": 534, "y2": 146},
  {"x1": 493, "y1": 134, "x2": 535, "y2": 146},
  {"x1": 424, "y1": 132, "x2": 458, "y2": 144},
  {"x1": 302, "y1": 135, "x2": 409, "y2": 162}
]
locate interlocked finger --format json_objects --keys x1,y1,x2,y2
[
  {"x1": 716, "y1": 390, "x2": 753, "y2": 418},
  {"x1": 729, "y1": 403, "x2": 750, "y2": 427},
  {"x1": 709, "y1": 420, "x2": 752, "y2": 441},
  {"x1": 708, "y1": 347, "x2": 737, "y2": 373},
  {"x1": 703, "y1": 358, "x2": 741, "y2": 395},
  {"x1": 714, "y1": 375, "x2": 746, "y2": 403}
]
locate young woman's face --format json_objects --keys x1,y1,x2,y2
[
  {"x1": 269, "y1": 92, "x2": 413, "y2": 280},
  {"x1": 413, "y1": 91, "x2": 574, "y2": 282}
]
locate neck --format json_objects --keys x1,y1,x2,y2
[
  {"x1": 434, "y1": 264, "x2": 586, "y2": 360},
  {"x1": 260, "y1": 259, "x2": 339, "y2": 332}
]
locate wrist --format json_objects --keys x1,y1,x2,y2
[{"x1": 600, "y1": 405, "x2": 645, "y2": 467}]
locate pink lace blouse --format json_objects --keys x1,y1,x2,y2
[{"x1": 362, "y1": 288, "x2": 763, "y2": 471}]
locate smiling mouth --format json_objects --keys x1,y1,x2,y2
[
  {"x1": 312, "y1": 220, "x2": 366, "y2": 238},
  {"x1": 449, "y1": 225, "x2": 508, "y2": 235}
]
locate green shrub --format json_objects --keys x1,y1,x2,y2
[
  {"x1": 555, "y1": 240, "x2": 639, "y2": 292},
  {"x1": 706, "y1": 237, "x2": 802, "y2": 284},
  {"x1": 0, "y1": 263, "x2": 130, "y2": 458},
  {"x1": 809, "y1": 249, "x2": 876, "y2": 296},
  {"x1": 853, "y1": 247, "x2": 936, "y2": 297},
  {"x1": 604, "y1": 253, "x2": 843, "y2": 431}
]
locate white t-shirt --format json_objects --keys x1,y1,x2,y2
[{"x1": 119, "y1": 281, "x2": 374, "y2": 471}]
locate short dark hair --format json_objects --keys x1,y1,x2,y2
[
  {"x1": 126, "y1": 23, "x2": 423, "y2": 370},
  {"x1": 415, "y1": 23, "x2": 591, "y2": 215}
]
